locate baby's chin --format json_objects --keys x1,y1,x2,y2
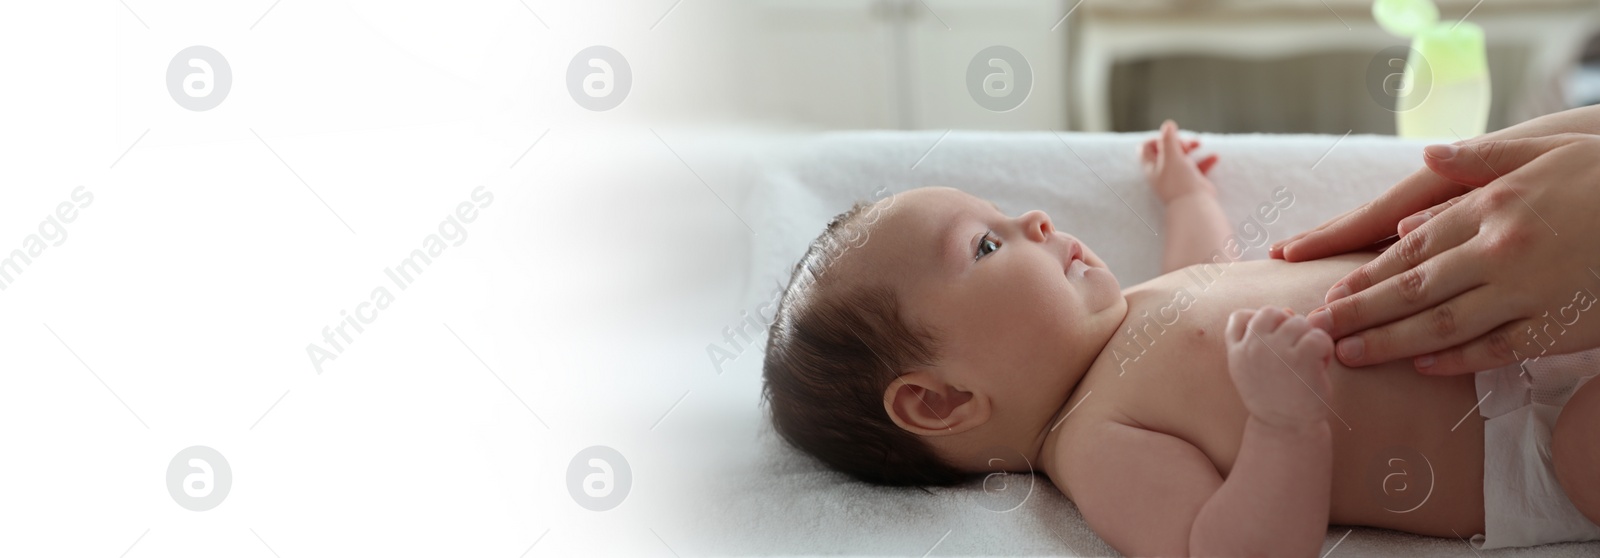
[{"x1": 1075, "y1": 264, "x2": 1123, "y2": 314}]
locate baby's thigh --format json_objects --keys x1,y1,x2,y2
[{"x1": 1553, "y1": 378, "x2": 1600, "y2": 527}]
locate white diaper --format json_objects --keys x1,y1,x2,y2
[{"x1": 1471, "y1": 350, "x2": 1600, "y2": 550}]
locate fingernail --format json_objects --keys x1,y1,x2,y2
[
  {"x1": 1325, "y1": 283, "x2": 1351, "y2": 304},
  {"x1": 1398, "y1": 211, "x2": 1432, "y2": 234},
  {"x1": 1308, "y1": 308, "x2": 1332, "y2": 331},
  {"x1": 1416, "y1": 355, "x2": 1436, "y2": 370},
  {"x1": 1338, "y1": 337, "x2": 1364, "y2": 362},
  {"x1": 1424, "y1": 144, "x2": 1459, "y2": 160}
]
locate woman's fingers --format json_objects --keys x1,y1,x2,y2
[
  {"x1": 1315, "y1": 202, "x2": 1483, "y2": 330},
  {"x1": 1270, "y1": 201, "x2": 1377, "y2": 258},
  {"x1": 1270, "y1": 204, "x2": 1363, "y2": 259},
  {"x1": 1196, "y1": 153, "x2": 1219, "y2": 175},
  {"x1": 1322, "y1": 284, "x2": 1513, "y2": 367},
  {"x1": 1413, "y1": 318, "x2": 1543, "y2": 376},
  {"x1": 1278, "y1": 166, "x2": 1474, "y2": 262},
  {"x1": 1280, "y1": 112, "x2": 1600, "y2": 262},
  {"x1": 1261, "y1": 134, "x2": 1587, "y2": 259},
  {"x1": 1424, "y1": 134, "x2": 1592, "y2": 188},
  {"x1": 1326, "y1": 191, "x2": 1480, "y2": 305},
  {"x1": 1396, "y1": 193, "x2": 1469, "y2": 237},
  {"x1": 1275, "y1": 135, "x2": 1552, "y2": 261},
  {"x1": 1311, "y1": 231, "x2": 1485, "y2": 356}
]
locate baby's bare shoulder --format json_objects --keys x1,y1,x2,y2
[{"x1": 1045, "y1": 415, "x2": 1224, "y2": 556}]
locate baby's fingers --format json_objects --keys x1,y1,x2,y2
[
  {"x1": 1275, "y1": 314, "x2": 1313, "y2": 342},
  {"x1": 1159, "y1": 120, "x2": 1186, "y2": 160},
  {"x1": 1140, "y1": 138, "x2": 1160, "y2": 162},
  {"x1": 1295, "y1": 328, "x2": 1335, "y2": 367},
  {"x1": 1226, "y1": 309, "x2": 1255, "y2": 344},
  {"x1": 1247, "y1": 305, "x2": 1293, "y2": 336},
  {"x1": 1296, "y1": 329, "x2": 1336, "y2": 393}
]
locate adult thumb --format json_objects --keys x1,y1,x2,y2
[{"x1": 1424, "y1": 134, "x2": 1587, "y2": 187}]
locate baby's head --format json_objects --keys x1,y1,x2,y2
[{"x1": 762, "y1": 187, "x2": 1127, "y2": 486}]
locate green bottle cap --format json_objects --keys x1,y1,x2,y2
[
  {"x1": 1412, "y1": 22, "x2": 1488, "y2": 84},
  {"x1": 1373, "y1": 0, "x2": 1440, "y2": 38}
]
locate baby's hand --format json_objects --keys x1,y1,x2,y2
[
  {"x1": 1139, "y1": 120, "x2": 1219, "y2": 203},
  {"x1": 1225, "y1": 306, "x2": 1334, "y2": 431}
]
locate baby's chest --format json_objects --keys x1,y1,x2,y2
[
  {"x1": 1100, "y1": 285, "x2": 1238, "y2": 389},
  {"x1": 1084, "y1": 305, "x2": 1251, "y2": 472}
]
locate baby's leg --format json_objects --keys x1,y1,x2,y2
[{"x1": 1553, "y1": 377, "x2": 1600, "y2": 527}]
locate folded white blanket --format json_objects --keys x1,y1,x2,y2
[{"x1": 707, "y1": 130, "x2": 1600, "y2": 556}]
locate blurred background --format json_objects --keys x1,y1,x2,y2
[{"x1": 717, "y1": 0, "x2": 1600, "y2": 133}]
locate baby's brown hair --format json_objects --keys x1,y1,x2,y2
[{"x1": 761, "y1": 200, "x2": 969, "y2": 486}]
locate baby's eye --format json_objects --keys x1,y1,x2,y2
[{"x1": 975, "y1": 233, "x2": 1000, "y2": 260}]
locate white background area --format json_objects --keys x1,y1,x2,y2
[{"x1": 3, "y1": 1, "x2": 763, "y2": 556}]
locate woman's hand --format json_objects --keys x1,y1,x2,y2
[
  {"x1": 1272, "y1": 104, "x2": 1600, "y2": 261},
  {"x1": 1139, "y1": 119, "x2": 1218, "y2": 203},
  {"x1": 1302, "y1": 133, "x2": 1600, "y2": 374}
]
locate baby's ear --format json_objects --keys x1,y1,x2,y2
[{"x1": 882, "y1": 370, "x2": 990, "y2": 436}]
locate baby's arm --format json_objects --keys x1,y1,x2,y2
[
  {"x1": 1061, "y1": 307, "x2": 1334, "y2": 556},
  {"x1": 1140, "y1": 120, "x2": 1233, "y2": 272},
  {"x1": 1195, "y1": 306, "x2": 1335, "y2": 555}
]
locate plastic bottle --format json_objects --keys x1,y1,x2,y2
[{"x1": 1373, "y1": 0, "x2": 1492, "y2": 139}]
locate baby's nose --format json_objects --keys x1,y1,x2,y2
[{"x1": 1020, "y1": 210, "x2": 1054, "y2": 240}]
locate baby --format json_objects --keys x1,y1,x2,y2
[{"x1": 761, "y1": 121, "x2": 1600, "y2": 555}]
